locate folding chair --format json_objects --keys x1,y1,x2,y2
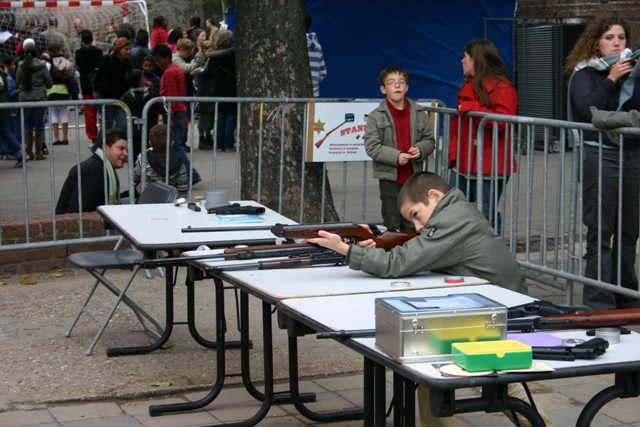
[{"x1": 64, "y1": 182, "x2": 179, "y2": 355}]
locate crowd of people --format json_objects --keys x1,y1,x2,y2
[{"x1": 0, "y1": 13, "x2": 238, "y2": 176}]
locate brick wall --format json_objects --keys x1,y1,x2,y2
[
  {"x1": 518, "y1": 1, "x2": 640, "y2": 46},
  {"x1": 0, "y1": 212, "x2": 119, "y2": 276}
]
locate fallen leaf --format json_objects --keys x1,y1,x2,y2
[
  {"x1": 151, "y1": 380, "x2": 174, "y2": 387},
  {"x1": 53, "y1": 273, "x2": 64, "y2": 278},
  {"x1": 0, "y1": 281, "x2": 5, "y2": 286},
  {"x1": 22, "y1": 278, "x2": 37, "y2": 285}
]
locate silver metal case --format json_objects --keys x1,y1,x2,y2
[{"x1": 374, "y1": 293, "x2": 507, "y2": 363}]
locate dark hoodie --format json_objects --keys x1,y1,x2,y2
[{"x1": 133, "y1": 149, "x2": 189, "y2": 199}]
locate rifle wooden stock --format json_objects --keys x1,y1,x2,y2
[
  {"x1": 271, "y1": 223, "x2": 418, "y2": 250},
  {"x1": 538, "y1": 308, "x2": 640, "y2": 329},
  {"x1": 136, "y1": 243, "x2": 322, "y2": 267},
  {"x1": 509, "y1": 308, "x2": 640, "y2": 331}
]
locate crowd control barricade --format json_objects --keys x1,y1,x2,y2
[
  {"x1": 138, "y1": 96, "x2": 446, "y2": 221},
  {"x1": 4, "y1": 96, "x2": 640, "y2": 309},
  {"x1": 444, "y1": 109, "x2": 640, "y2": 307},
  {"x1": 0, "y1": 99, "x2": 134, "y2": 252}
]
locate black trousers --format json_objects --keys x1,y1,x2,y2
[{"x1": 582, "y1": 145, "x2": 640, "y2": 310}]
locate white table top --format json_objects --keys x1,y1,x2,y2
[
  {"x1": 279, "y1": 286, "x2": 640, "y2": 382},
  {"x1": 189, "y1": 257, "x2": 488, "y2": 303},
  {"x1": 98, "y1": 201, "x2": 296, "y2": 250}
]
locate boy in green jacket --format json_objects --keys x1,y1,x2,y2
[{"x1": 308, "y1": 171, "x2": 554, "y2": 427}]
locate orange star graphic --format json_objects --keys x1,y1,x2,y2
[{"x1": 313, "y1": 119, "x2": 326, "y2": 135}]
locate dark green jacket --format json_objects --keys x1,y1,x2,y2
[{"x1": 349, "y1": 188, "x2": 526, "y2": 293}]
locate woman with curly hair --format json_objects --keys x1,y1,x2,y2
[
  {"x1": 447, "y1": 39, "x2": 517, "y2": 234},
  {"x1": 566, "y1": 15, "x2": 640, "y2": 311}
]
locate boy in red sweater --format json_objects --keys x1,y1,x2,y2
[
  {"x1": 151, "y1": 43, "x2": 201, "y2": 184},
  {"x1": 363, "y1": 66, "x2": 435, "y2": 231}
]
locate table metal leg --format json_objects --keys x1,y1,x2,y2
[
  {"x1": 375, "y1": 362, "x2": 386, "y2": 427},
  {"x1": 577, "y1": 371, "x2": 640, "y2": 427},
  {"x1": 364, "y1": 358, "x2": 375, "y2": 426},
  {"x1": 185, "y1": 273, "x2": 243, "y2": 349},
  {"x1": 106, "y1": 265, "x2": 175, "y2": 357},
  {"x1": 286, "y1": 334, "x2": 364, "y2": 421},
  {"x1": 392, "y1": 372, "x2": 416, "y2": 426},
  {"x1": 148, "y1": 281, "x2": 274, "y2": 426},
  {"x1": 431, "y1": 384, "x2": 545, "y2": 427}
]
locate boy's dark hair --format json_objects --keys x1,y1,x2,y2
[
  {"x1": 398, "y1": 172, "x2": 451, "y2": 209},
  {"x1": 190, "y1": 15, "x2": 201, "y2": 27},
  {"x1": 377, "y1": 66, "x2": 409, "y2": 86},
  {"x1": 80, "y1": 29, "x2": 93, "y2": 44},
  {"x1": 125, "y1": 69, "x2": 143, "y2": 89},
  {"x1": 149, "y1": 123, "x2": 172, "y2": 151},
  {"x1": 0, "y1": 56, "x2": 15, "y2": 67},
  {"x1": 142, "y1": 55, "x2": 155, "y2": 65},
  {"x1": 167, "y1": 28, "x2": 182, "y2": 45},
  {"x1": 134, "y1": 29, "x2": 149, "y2": 45},
  {"x1": 104, "y1": 128, "x2": 128, "y2": 147},
  {"x1": 115, "y1": 28, "x2": 130, "y2": 39},
  {"x1": 152, "y1": 43, "x2": 171, "y2": 59},
  {"x1": 46, "y1": 41, "x2": 61, "y2": 54},
  {"x1": 152, "y1": 15, "x2": 165, "y2": 28}
]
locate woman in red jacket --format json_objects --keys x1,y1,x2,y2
[
  {"x1": 150, "y1": 15, "x2": 168, "y2": 49},
  {"x1": 448, "y1": 39, "x2": 517, "y2": 234}
]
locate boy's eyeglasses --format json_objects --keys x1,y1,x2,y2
[{"x1": 384, "y1": 80, "x2": 407, "y2": 86}]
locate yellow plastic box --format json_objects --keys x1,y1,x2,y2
[{"x1": 451, "y1": 340, "x2": 532, "y2": 372}]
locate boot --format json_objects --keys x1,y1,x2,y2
[
  {"x1": 35, "y1": 132, "x2": 46, "y2": 160},
  {"x1": 199, "y1": 135, "x2": 213, "y2": 150},
  {"x1": 25, "y1": 132, "x2": 34, "y2": 160}
]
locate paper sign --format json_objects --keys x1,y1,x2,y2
[{"x1": 306, "y1": 101, "x2": 377, "y2": 162}]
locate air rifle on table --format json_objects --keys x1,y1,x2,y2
[
  {"x1": 136, "y1": 243, "x2": 332, "y2": 268},
  {"x1": 271, "y1": 222, "x2": 418, "y2": 250},
  {"x1": 317, "y1": 303, "x2": 640, "y2": 337},
  {"x1": 139, "y1": 222, "x2": 419, "y2": 270}
]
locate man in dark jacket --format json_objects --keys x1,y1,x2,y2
[
  {"x1": 56, "y1": 128, "x2": 129, "y2": 214},
  {"x1": 75, "y1": 30, "x2": 103, "y2": 144},
  {"x1": 129, "y1": 29, "x2": 152, "y2": 70}
]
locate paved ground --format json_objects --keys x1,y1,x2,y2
[
  {"x1": 2, "y1": 268, "x2": 640, "y2": 426},
  {"x1": 2, "y1": 116, "x2": 640, "y2": 426}
]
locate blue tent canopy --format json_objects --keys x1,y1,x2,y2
[{"x1": 227, "y1": 1, "x2": 517, "y2": 107}]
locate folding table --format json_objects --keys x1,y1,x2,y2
[
  {"x1": 96, "y1": 201, "x2": 296, "y2": 356},
  {"x1": 150, "y1": 258, "x2": 487, "y2": 425},
  {"x1": 278, "y1": 285, "x2": 640, "y2": 426}
]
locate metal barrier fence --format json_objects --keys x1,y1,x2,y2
[{"x1": 2, "y1": 97, "x2": 639, "y2": 308}]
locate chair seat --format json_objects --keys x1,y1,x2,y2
[{"x1": 68, "y1": 250, "x2": 143, "y2": 269}]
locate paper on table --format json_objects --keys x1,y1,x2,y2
[
  {"x1": 507, "y1": 332, "x2": 564, "y2": 347},
  {"x1": 214, "y1": 214, "x2": 266, "y2": 224},
  {"x1": 438, "y1": 362, "x2": 554, "y2": 377}
]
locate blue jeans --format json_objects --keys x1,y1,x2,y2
[
  {"x1": 171, "y1": 112, "x2": 201, "y2": 181},
  {"x1": 216, "y1": 112, "x2": 237, "y2": 150},
  {"x1": 0, "y1": 117, "x2": 23, "y2": 158},
  {"x1": 449, "y1": 171, "x2": 506, "y2": 234},
  {"x1": 23, "y1": 106, "x2": 46, "y2": 133},
  {"x1": 104, "y1": 105, "x2": 126, "y2": 130}
]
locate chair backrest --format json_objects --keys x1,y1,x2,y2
[{"x1": 137, "y1": 182, "x2": 179, "y2": 204}]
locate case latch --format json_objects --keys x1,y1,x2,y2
[
  {"x1": 412, "y1": 319, "x2": 425, "y2": 334},
  {"x1": 485, "y1": 313, "x2": 499, "y2": 329}
]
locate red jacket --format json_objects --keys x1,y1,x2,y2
[
  {"x1": 448, "y1": 77, "x2": 518, "y2": 175},
  {"x1": 150, "y1": 26, "x2": 168, "y2": 49}
]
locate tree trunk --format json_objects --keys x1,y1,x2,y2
[{"x1": 235, "y1": 0, "x2": 338, "y2": 223}]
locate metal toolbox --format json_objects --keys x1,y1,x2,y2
[{"x1": 374, "y1": 293, "x2": 507, "y2": 363}]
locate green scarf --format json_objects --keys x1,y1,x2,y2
[{"x1": 94, "y1": 147, "x2": 120, "y2": 205}]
